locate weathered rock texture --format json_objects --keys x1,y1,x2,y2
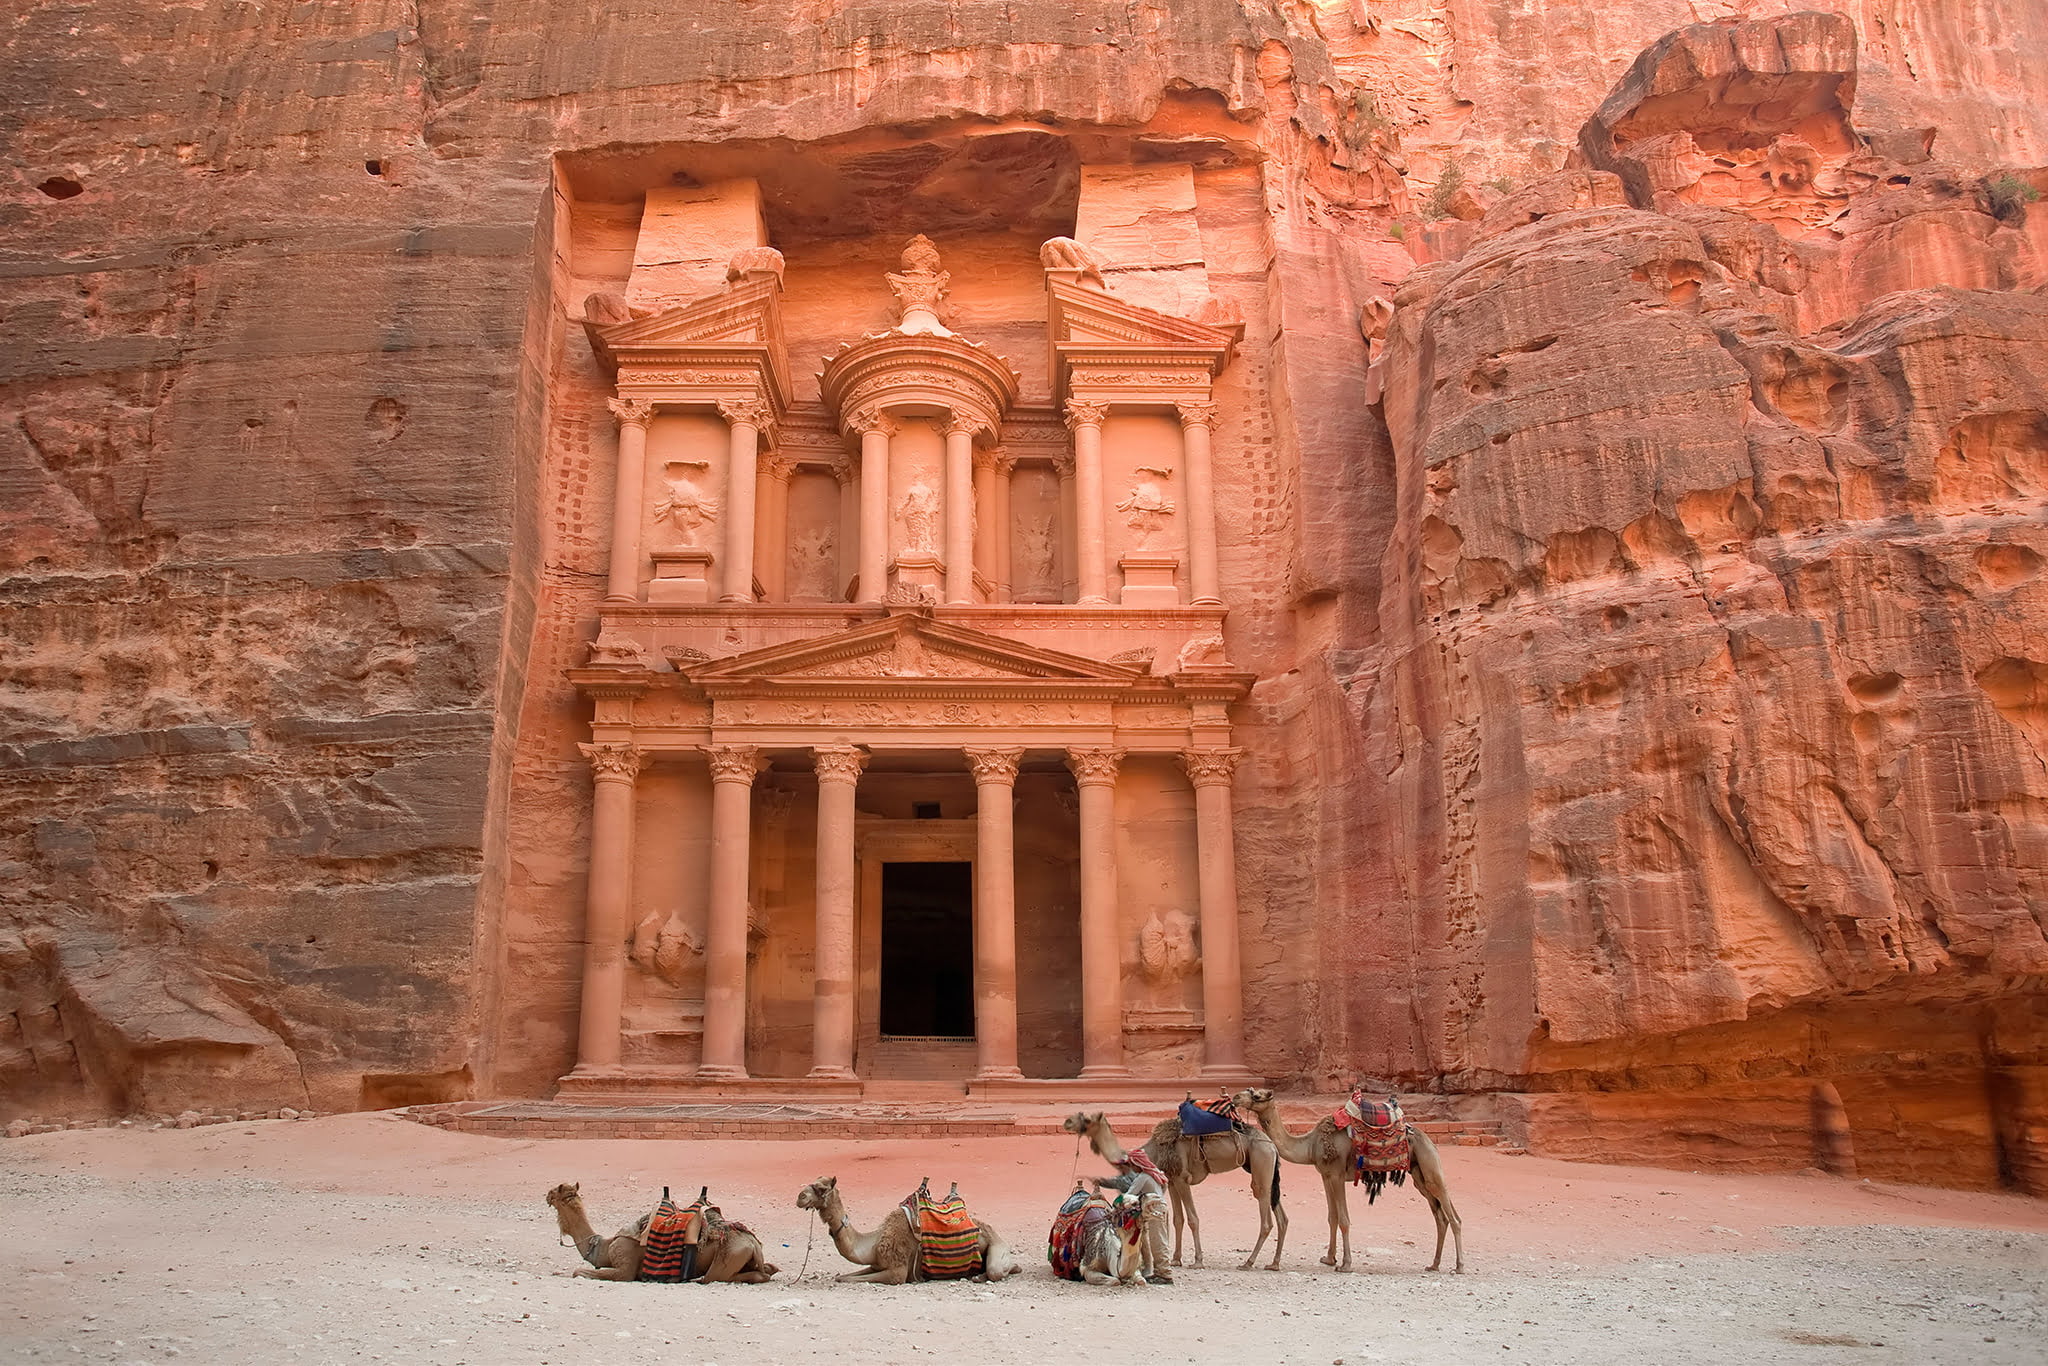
[{"x1": 2, "y1": 2, "x2": 2044, "y2": 1187}]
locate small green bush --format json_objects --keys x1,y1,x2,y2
[
  {"x1": 1985, "y1": 172, "x2": 2041, "y2": 219},
  {"x1": 1388, "y1": 222, "x2": 1407, "y2": 242},
  {"x1": 1425, "y1": 161, "x2": 1466, "y2": 219}
]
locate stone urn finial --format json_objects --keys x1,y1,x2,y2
[
  {"x1": 886, "y1": 233, "x2": 952, "y2": 336},
  {"x1": 900, "y1": 234, "x2": 942, "y2": 274}
]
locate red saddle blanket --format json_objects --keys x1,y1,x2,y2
[
  {"x1": 901, "y1": 1186, "x2": 983, "y2": 1280},
  {"x1": 1047, "y1": 1187, "x2": 1138, "y2": 1281},
  {"x1": 1334, "y1": 1096, "x2": 1412, "y2": 1183}
]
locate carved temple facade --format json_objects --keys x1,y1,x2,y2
[{"x1": 556, "y1": 178, "x2": 1265, "y2": 1097}]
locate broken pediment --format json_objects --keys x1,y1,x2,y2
[
  {"x1": 1045, "y1": 276, "x2": 1237, "y2": 404},
  {"x1": 682, "y1": 615, "x2": 1147, "y2": 690},
  {"x1": 586, "y1": 273, "x2": 791, "y2": 407}
]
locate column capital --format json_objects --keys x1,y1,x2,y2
[
  {"x1": 826, "y1": 454, "x2": 856, "y2": 485},
  {"x1": 942, "y1": 413, "x2": 983, "y2": 441},
  {"x1": 848, "y1": 405, "x2": 899, "y2": 439},
  {"x1": 607, "y1": 396, "x2": 656, "y2": 430},
  {"x1": 964, "y1": 746, "x2": 1026, "y2": 785},
  {"x1": 1181, "y1": 748, "x2": 1243, "y2": 787},
  {"x1": 763, "y1": 454, "x2": 800, "y2": 483},
  {"x1": 704, "y1": 744, "x2": 768, "y2": 784},
  {"x1": 1063, "y1": 398, "x2": 1110, "y2": 431},
  {"x1": 579, "y1": 741, "x2": 645, "y2": 783},
  {"x1": 973, "y1": 445, "x2": 1005, "y2": 474},
  {"x1": 1052, "y1": 452, "x2": 1076, "y2": 479},
  {"x1": 812, "y1": 744, "x2": 870, "y2": 784},
  {"x1": 1065, "y1": 746, "x2": 1125, "y2": 786},
  {"x1": 1176, "y1": 400, "x2": 1218, "y2": 430},
  {"x1": 716, "y1": 396, "x2": 771, "y2": 431}
]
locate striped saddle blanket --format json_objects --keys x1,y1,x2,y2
[
  {"x1": 902, "y1": 1185, "x2": 983, "y2": 1280},
  {"x1": 1047, "y1": 1186, "x2": 1137, "y2": 1281},
  {"x1": 1335, "y1": 1096, "x2": 1412, "y2": 1203},
  {"x1": 640, "y1": 1194, "x2": 750, "y2": 1282}
]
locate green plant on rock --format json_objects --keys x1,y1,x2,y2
[
  {"x1": 1483, "y1": 175, "x2": 1515, "y2": 194},
  {"x1": 1387, "y1": 221, "x2": 1407, "y2": 242},
  {"x1": 1985, "y1": 172, "x2": 2041, "y2": 220},
  {"x1": 1425, "y1": 161, "x2": 1465, "y2": 219}
]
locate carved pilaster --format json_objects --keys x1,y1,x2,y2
[
  {"x1": 1176, "y1": 400, "x2": 1218, "y2": 430},
  {"x1": 1065, "y1": 747, "x2": 1125, "y2": 787},
  {"x1": 607, "y1": 396, "x2": 655, "y2": 430},
  {"x1": 1063, "y1": 399, "x2": 1110, "y2": 430},
  {"x1": 965, "y1": 746, "x2": 1026, "y2": 785},
  {"x1": 1181, "y1": 748, "x2": 1242, "y2": 787},
  {"x1": 579, "y1": 742, "x2": 645, "y2": 783},
  {"x1": 705, "y1": 744, "x2": 768, "y2": 784},
  {"x1": 813, "y1": 745, "x2": 870, "y2": 785}
]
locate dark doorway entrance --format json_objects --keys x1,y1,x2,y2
[{"x1": 880, "y1": 861, "x2": 975, "y2": 1038}]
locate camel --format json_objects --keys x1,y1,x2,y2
[
  {"x1": 1061, "y1": 1186, "x2": 1170, "y2": 1287},
  {"x1": 794, "y1": 1176, "x2": 1022, "y2": 1284},
  {"x1": 1063, "y1": 1109, "x2": 1288, "y2": 1271},
  {"x1": 1231, "y1": 1088, "x2": 1465, "y2": 1273},
  {"x1": 545, "y1": 1183, "x2": 781, "y2": 1283}
]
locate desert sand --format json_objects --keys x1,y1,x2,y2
[{"x1": 3, "y1": 1113, "x2": 2044, "y2": 1365}]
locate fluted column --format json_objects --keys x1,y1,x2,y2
[
  {"x1": 574, "y1": 742, "x2": 644, "y2": 1070},
  {"x1": 992, "y1": 452, "x2": 1015, "y2": 602},
  {"x1": 1178, "y1": 401, "x2": 1222, "y2": 606},
  {"x1": 966, "y1": 746, "x2": 1025, "y2": 1081},
  {"x1": 943, "y1": 415, "x2": 977, "y2": 604},
  {"x1": 757, "y1": 455, "x2": 797, "y2": 603},
  {"x1": 1183, "y1": 748, "x2": 1247, "y2": 1075},
  {"x1": 972, "y1": 446, "x2": 999, "y2": 596},
  {"x1": 605, "y1": 398, "x2": 654, "y2": 602},
  {"x1": 1065, "y1": 400, "x2": 1109, "y2": 604},
  {"x1": 718, "y1": 398, "x2": 767, "y2": 603},
  {"x1": 699, "y1": 744, "x2": 766, "y2": 1080},
  {"x1": 1067, "y1": 747, "x2": 1128, "y2": 1078},
  {"x1": 854, "y1": 408, "x2": 894, "y2": 604},
  {"x1": 809, "y1": 745, "x2": 868, "y2": 1080}
]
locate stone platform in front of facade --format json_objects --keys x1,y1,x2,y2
[
  {"x1": 400, "y1": 1094, "x2": 1509, "y2": 1145},
  {"x1": 552, "y1": 1066, "x2": 1260, "y2": 1106}
]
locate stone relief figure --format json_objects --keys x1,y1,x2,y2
[
  {"x1": 898, "y1": 479, "x2": 940, "y2": 553},
  {"x1": 1038, "y1": 235, "x2": 1107, "y2": 288},
  {"x1": 1017, "y1": 514, "x2": 1059, "y2": 596},
  {"x1": 1116, "y1": 465, "x2": 1176, "y2": 548},
  {"x1": 885, "y1": 233, "x2": 951, "y2": 335},
  {"x1": 630, "y1": 909, "x2": 703, "y2": 988},
  {"x1": 1139, "y1": 910, "x2": 1199, "y2": 986},
  {"x1": 587, "y1": 627, "x2": 651, "y2": 667},
  {"x1": 654, "y1": 460, "x2": 720, "y2": 548},
  {"x1": 789, "y1": 525, "x2": 837, "y2": 600},
  {"x1": 725, "y1": 245, "x2": 786, "y2": 288},
  {"x1": 1175, "y1": 633, "x2": 1230, "y2": 671}
]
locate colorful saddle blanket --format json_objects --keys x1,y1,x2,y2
[
  {"x1": 902, "y1": 1186, "x2": 983, "y2": 1280},
  {"x1": 1335, "y1": 1095, "x2": 1411, "y2": 1203},
  {"x1": 1047, "y1": 1187, "x2": 1139, "y2": 1281},
  {"x1": 1177, "y1": 1096, "x2": 1239, "y2": 1138},
  {"x1": 640, "y1": 1195, "x2": 750, "y2": 1282}
]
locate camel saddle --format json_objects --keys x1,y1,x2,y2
[
  {"x1": 1046, "y1": 1185, "x2": 1138, "y2": 1281},
  {"x1": 640, "y1": 1189, "x2": 750, "y2": 1282},
  {"x1": 1333, "y1": 1096, "x2": 1411, "y2": 1202},
  {"x1": 1177, "y1": 1095, "x2": 1240, "y2": 1138},
  {"x1": 900, "y1": 1182, "x2": 983, "y2": 1280}
]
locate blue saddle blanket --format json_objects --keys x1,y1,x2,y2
[{"x1": 1177, "y1": 1098, "x2": 1237, "y2": 1137}]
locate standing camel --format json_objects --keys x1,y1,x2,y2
[
  {"x1": 1231, "y1": 1088, "x2": 1465, "y2": 1273},
  {"x1": 793, "y1": 1177, "x2": 1022, "y2": 1284},
  {"x1": 1062, "y1": 1110, "x2": 1288, "y2": 1270}
]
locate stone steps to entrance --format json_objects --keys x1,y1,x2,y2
[{"x1": 401, "y1": 1094, "x2": 1508, "y2": 1145}]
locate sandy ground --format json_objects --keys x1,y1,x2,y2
[{"x1": 2, "y1": 1113, "x2": 2045, "y2": 1366}]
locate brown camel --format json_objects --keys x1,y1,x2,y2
[
  {"x1": 794, "y1": 1176, "x2": 1022, "y2": 1284},
  {"x1": 1071, "y1": 1188, "x2": 1170, "y2": 1287},
  {"x1": 1062, "y1": 1109, "x2": 1288, "y2": 1270},
  {"x1": 545, "y1": 1183, "x2": 781, "y2": 1283},
  {"x1": 1232, "y1": 1088, "x2": 1465, "y2": 1273}
]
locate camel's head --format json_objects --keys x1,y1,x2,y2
[
  {"x1": 795, "y1": 1175, "x2": 838, "y2": 1212},
  {"x1": 544, "y1": 1182, "x2": 582, "y2": 1211},
  {"x1": 1060, "y1": 1111, "x2": 1103, "y2": 1136},
  {"x1": 1232, "y1": 1087, "x2": 1274, "y2": 1111}
]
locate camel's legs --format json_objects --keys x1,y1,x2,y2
[
  {"x1": 1419, "y1": 1180, "x2": 1464, "y2": 1273},
  {"x1": 1320, "y1": 1171, "x2": 1353, "y2": 1271},
  {"x1": 837, "y1": 1265, "x2": 912, "y2": 1284},
  {"x1": 574, "y1": 1266, "x2": 636, "y2": 1281},
  {"x1": 1240, "y1": 1152, "x2": 1288, "y2": 1271},
  {"x1": 1173, "y1": 1180, "x2": 1206, "y2": 1268}
]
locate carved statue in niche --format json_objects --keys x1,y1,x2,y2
[
  {"x1": 1017, "y1": 513, "x2": 1058, "y2": 597},
  {"x1": 886, "y1": 234, "x2": 951, "y2": 335},
  {"x1": 1038, "y1": 236, "x2": 1107, "y2": 288},
  {"x1": 1139, "y1": 910, "x2": 1199, "y2": 987},
  {"x1": 898, "y1": 479, "x2": 940, "y2": 553},
  {"x1": 790, "y1": 525, "x2": 837, "y2": 600},
  {"x1": 654, "y1": 460, "x2": 720, "y2": 548},
  {"x1": 630, "y1": 908, "x2": 703, "y2": 988},
  {"x1": 1116, "y1": 465, "x2": 1176, "y2": 548}
]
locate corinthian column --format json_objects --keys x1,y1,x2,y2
[
  {"x1": 943, "y1": 415, "x2": 977, "y2": 604},
  {"x1": 991, "y1": 451, "x2": 1015, "y2": 602},
  {"x1": 1065, "y1": 399, "x2": 1110, "y2": 605},
  {"x1": 972, "y1": 446, "x2": 999, "y2": 595},
  {"x1": 1178, "y1": 401, "x2": 1222, "y2": 605},
  {"x1": 718, "y1": 398, "x2": 768, "y2": 603},
  {"x1": 853, "y1": 408, "x2": 894, "y2": 605},
  {"x1": 1067, "y1": 746, "x2": 1128, "y2": 1077},
  {"x1": 757, "y1": 455, "x2": 797, "y2": 603},
  {"x1": 699, "y1": 744, "x2": 766, "y2": 1080},
  {"x1": 966, "y1": 746, "x2": 1026, "y2": 1082},
  {"x1": 809, "y1": 745, "x2": 868, "y2": 1079},
  {"x1": 605, "y1": 398, "x2": 654, "y2": 602},
  {"x1": 574, "y1": 742, "x2": 643, "y2": 1070},
  {"x1": 1183, "y1": 748, "x2": 1247, "y2": 1075}
]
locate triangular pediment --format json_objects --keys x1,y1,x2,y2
[
  {"x1": 1047, "y1": 278, "x2": 1239, "y2": 354},
  {"x1": 598, "y1": 275, "x2": 783, "y2": 350},
  {"x1": 685, "y1": 615, "x2": 1147, "y2": 688}
]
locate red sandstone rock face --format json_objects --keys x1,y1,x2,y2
[{"x1": 2, "y1": 1, "x2": 2044, "y2": 1190}]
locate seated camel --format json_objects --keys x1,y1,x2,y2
[
  {"x1": 795, "y1": 1176, "x2": 1021, "y2": 1284},
  {"x1": 545, "y1": 1183, "x2": 779, "y2": 1283},
  {"x1": 1049, "y1": 1181, "x2": 1170, "y2": 1287}
]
